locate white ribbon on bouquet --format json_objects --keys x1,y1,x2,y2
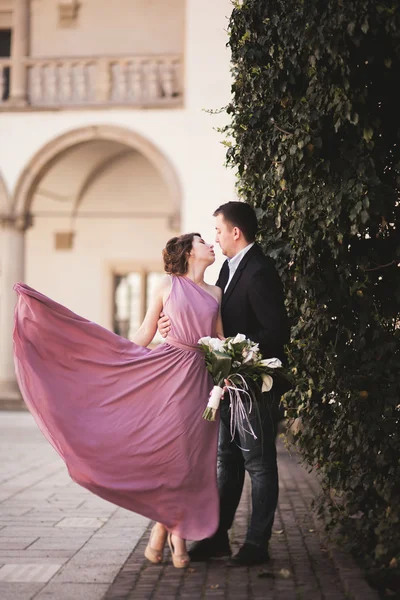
[
  {"x1": 203, "y1": 375, "x2": 258, "y2": 447},
  {"x1": 225, "y1": 374, "x2": 258, "y2": 447}
]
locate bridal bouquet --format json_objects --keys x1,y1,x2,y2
[{"x1": 198, "y1": 334, "x2": 289, "y2": 434}]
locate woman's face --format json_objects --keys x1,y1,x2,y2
[{"x1": 189, "y1": 235, "x2": 215, "y2": 266}]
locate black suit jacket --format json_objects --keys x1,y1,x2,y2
[{"x1": 216, "y1": 244, "x2": 290, "y2": 367}]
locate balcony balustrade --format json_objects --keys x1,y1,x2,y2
[{"x1": 0, "y1": 54, "x2": 183, "y2": 108}]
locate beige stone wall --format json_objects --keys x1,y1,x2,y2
[
  {"x1": 0, "y1": 0, "x2": 12, "y2": 29},
  {"x1": 0, "y1": 0, "x2": 235, "y2": 405},
  {"x1": 82, "y1": 151, "x2": 173, "y2": 214},
  {"x1": 30, "y1": 0, "x2": 185, "y2": 57},
  {"x1": 26, "y1": 147, "x2": 173, "y2": 327}
]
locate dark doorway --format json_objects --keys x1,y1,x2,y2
[{"x1": 0, "y1": 29, "x2": 11, "y2": 101}]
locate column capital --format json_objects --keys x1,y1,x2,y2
[{"x1": 0, "y1": 213, "x2": 33, "y2": 231}]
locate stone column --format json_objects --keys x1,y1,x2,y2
[
  {"x1": 9, "y1": 0, "x2": 30, "y2": 106},
  {"x1": 0, "y1": 215, "x2": 27, "y2": 409}
]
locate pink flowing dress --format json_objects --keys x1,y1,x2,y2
[{"x1": 13, "y1": 276, "x2": 220, "y2": 540}]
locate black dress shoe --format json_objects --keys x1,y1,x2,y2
[
  {"x1": 227, "y1": 543, "x2": 269, "y2": 567},
  {"x1": 188, "y1": 534, "x2": 232, "y2": 561}
]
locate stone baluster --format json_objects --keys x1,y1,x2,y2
[
  {"x1": 173, "y1": 60, "x2": 182, "y2": 97},
  {"x1": 73, "y1": 62, "x2": 86, "y2": 103},
  {"x1": 28, "y1": 63, "x2": 43, "y2": 105},
  {"x1": 44, "y1": 63, "x2": 57, "y2": 105},
  {"x1": 95, "y1": 59, "x2": 110, "y2": 104},
  {"x1": 60, "y1": 63, "x2": 72, "y2": 103},
  {"x1": 130, "y1": 60, "x2": 142, "y2": 103},
  {"x1": 143, "y1": 60, "x2": 159, "y2": 101},
  {"x1": 159, "y1": 60, "x2": 175, "y2": 98},
  {"x1": 118, "y1": 61, "x2": 128, "y2": 103}
]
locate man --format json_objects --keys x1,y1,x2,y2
[{"x1": 159, "y1": 202, "x2": 290, "y2": 566}]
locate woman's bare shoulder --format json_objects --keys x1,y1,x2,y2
[
  {"x1": 155, "y1": 274, "x2": 172, "y2": 295},
  {"x1": 159, "y1": 273, "x2": 172, "y2": 286},
  {"x1": 149, "y1": 274, "x2": 172, "y2": 306},
  {"x1": 205, "y1": 283, "x2": 222, "y2": 304}
]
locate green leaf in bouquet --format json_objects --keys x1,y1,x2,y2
[
  {"x1": 230, "y1": 340, "x2": 248, "y2": 357},
  {"x1": 210, "y1": 351, "x2": 232, "y2": 387}
]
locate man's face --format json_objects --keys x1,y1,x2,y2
[{"x1": 214, "y1": 214, "x2": 236, "y2": 258}]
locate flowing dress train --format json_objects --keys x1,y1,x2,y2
[{"x1": 13, "y1": 275, "x2": 220, "y2": 540}]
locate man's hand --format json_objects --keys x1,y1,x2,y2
[{"x1": 157, "y1": 312, "x2": 171, "y2": 338}]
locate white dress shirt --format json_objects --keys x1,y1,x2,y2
[{"x1": 224, "y1": 242, "x2": 255, "y2": 292}]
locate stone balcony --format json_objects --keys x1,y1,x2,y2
[{"x1": 0, "y1": 54, "x2": 183, "y2": 109}]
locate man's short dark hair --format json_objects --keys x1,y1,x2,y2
[{"x1": 213, "y1": 201, "x2": 258, "y2": 242}]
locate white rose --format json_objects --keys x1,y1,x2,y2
[
  {"x1": 198, "y1": 336, "x2": 212, "y2": 346},
  {"x1": 209, "y1": 338, "x2": 225, "y2": 352},
  {"x1": 232, "y1": 333, "x2": 246, "y2": 344},
  {"x1": 261, "y1": 374, "x2": 273, "y2": 392},
  {"x1": 259, "y1": 357, "x2": 282, "y2": 369}
]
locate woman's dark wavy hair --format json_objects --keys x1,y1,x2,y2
[{"x1": 162, "y1": 232, "x2": 201, "y2": 275}]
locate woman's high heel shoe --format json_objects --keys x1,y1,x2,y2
[
  {"x1": 167, "y1": 533, "x2": 190, "y2": 569},
  {"x1": 144, "y1": 524, "x2": 167, "y2": 564}
]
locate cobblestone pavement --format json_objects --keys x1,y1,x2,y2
[
  {"x1": 104, "y1": 444, "x2": 378, "y2": 600},
  {"x1": 0, "y1": 412, "x2": 378, "y2": 600}
]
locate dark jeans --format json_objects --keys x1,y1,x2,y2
[{"x1": 215, "y1": 391, "x2": 279, "y2": 549}]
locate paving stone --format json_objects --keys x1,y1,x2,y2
[
  {"x1": 0, "y1": 563, "x2": 62, "y2": 582},
  {"x1": 52, "y1": 562, "x2": 123, "y2": 583},
  {"x1": 56, "y1": 517, "x2": 108, "y2": 528},
  {"x1": 0, "y1": 537, "x2": 39, "y2": 550},
  {"x1": 0, "y1": 526, "x2": 98, "y2": 538},
  {"x1": 67, "y1": 549, "x2": 132, "y2": 566},
  {"x1": 0, "y1": 520, "x2": 63, "y2": 529},
  {"x1": 0, "y1": 552, "x2": 74, "y2": 568},
  {"x1": 81, "y1": 537, "x2": 137, "y2": 551},
  {"x1": 0, "y1": 582, "x2": 44, "y2": 599},
  {"x1": 34, "y1": 582, "x2": 109, "y2": 600},
  {"x1": 0, "y1": 507, "x2": 32, "y2": 517},
  {"x1": 28, "y1": 537, "x2": 90, "y2": 551},
  {"x1": 0, "y1": 550, "x2": 74, "y2": 559}
]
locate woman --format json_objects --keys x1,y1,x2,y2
[{"x1": 13, "y1": 233, "x2": 224, "y2": 568}]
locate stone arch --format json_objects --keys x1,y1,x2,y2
[{"x1": 11, "y1": 125, "x2": 182, "y2": 218}]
